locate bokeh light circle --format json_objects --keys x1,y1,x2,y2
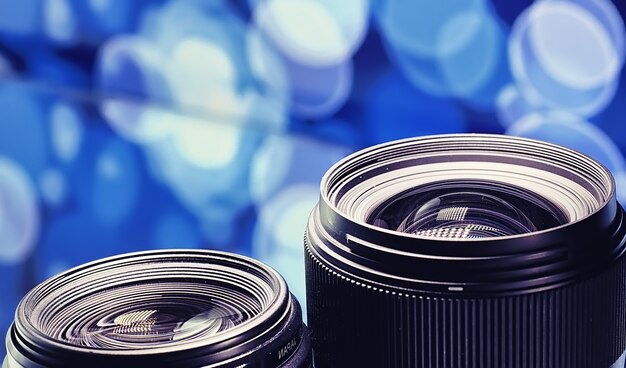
[
  {"x1": 0, "y1": 157, "x2": 40, "y2": 264},
  {"x1": 139, "y1": 0, "x2": 246, "y2": 59},
  {"x1": 43, "y1": 0, "x2": 76, "y2": 44},
  {"x1": 384, "y1": 43, "x2": 450, "y2": 97},
  {"x1": 249, "y1": 135, "x2": 349, "y2": 205},
  {"x1": 509, "y1": 0, "x2": 625, "y2": 116},
  {"x1": 131, "y1": 0, "x2": 280, "y2": 134},
  {"x1": 532, "y1": 3, "x2": 618, "y2": 89},
  {"x1": 496, "y1": 84, "x2": 538, "y2": 128},
  {"x1": 145, "y1": 120, "x2": 249, "y2": 199},
  {"x1": 252, "y1": 184, "x2": 319, "y2": 305},
  {"x1": 100, "y1": 100, "x2": 174, "y2": 144},
  {"x1": 39, "y1": 168, "x2": 67, "y2": 208},
  {"x1": 377, "y1": 0, "x2": 486, "y2": 57},
  {"x1": 96, "y1": 35, "x2": 174, "y2": 144},
  {"x1": 245, "y1": 29, "x2": 289, "y2": 131},
  {"x1": 249, "y1": 136, "x2": 292, "y2": 205},
  {"x1": 437, "y1": 9, "x2": 504, "y2": 99},
  {"x1": 50, "y1": 102, "x2": 83, "y2": 163},
  {"x1": 379, "y1": 1, "x2": 506, "y2": 106},
  {"x1": 287, "y1": 58, "x2": 353, "y2": 119},
  {"x1": 136, "y1": 0, "x2": 262, "y2": 126},
  {"x1": 144, "y1": 115, "x2": 256, "y2": 248},
  {"x1": 172, "y1": 117, "x2": 242, "y2": 170},
  {"x1": 254, "y1": 0, "x2": 368, "y2": 67},
  {"x1": 97, "y1": 35, "x2": 169, "y2": 99},
  {"x1": 165, "y1": 37, "x2": 247, "y2": 117},
  {"x1": 545, "y1": 0, "x2": 625, "y2": 87},
  {"x1": 247, "y1": 26, "x2": 353, "y2": 119},
  {"x1": 506, "y1": 111, "x2": 626, "y2": 177}
]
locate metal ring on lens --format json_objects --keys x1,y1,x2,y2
[{"x1": 325, "y1": 134, "x2": 613, "y2": 241}]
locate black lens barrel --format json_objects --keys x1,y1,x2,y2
[
  {"x1": 306, "y1": 243, "x2": 626, "y2": 367},
  {"x1": 311, "y1": 193, "x2": 624, "y2": 292},
  {"x1": 305, "y1": 134, "x2": 626, "y2": 367}
]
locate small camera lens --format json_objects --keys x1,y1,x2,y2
[
  {"x1": 4, "y1": 250, "x2": 311, "y2": 368},
  {"x1": 305, "y1": 134, "x2": 626, "y2": 367}
]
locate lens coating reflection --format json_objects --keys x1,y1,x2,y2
[
  {"x1": 49, "y1": 281, "x2": 259, "y2": 349},
  {"x1": 398, "y1": 191, "x2": 536, "y2": 238},
  {"x1": 369, "y1": 181, "x2": 568, "y2": 239}
]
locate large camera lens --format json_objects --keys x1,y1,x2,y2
[
  {"x1": 305, "y1": 134, "x2": 626, "y2": 368},
  {"x1": 4, "y1": 250, "x2": 311, "y2": 368}
]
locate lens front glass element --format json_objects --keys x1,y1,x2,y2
[
  {"x1": 369, "y1": 181, "x2": 569, "y2": 239},
  {"x1": 48, "y1": 282, "x2": 259, "y2": 349}
]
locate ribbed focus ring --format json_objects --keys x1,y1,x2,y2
[{"x1": 305, "y1": 241, "x2": 626, "y2": 368}]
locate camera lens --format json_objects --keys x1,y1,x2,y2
[
  {"x1": 4, "y1": 250, "x2": 311, "y2": 368},
  {"x1": 305, "y1": 134, "x2": 626, "y2": 368}
]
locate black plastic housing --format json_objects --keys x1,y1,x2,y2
[{"x1": 305, "y1": 134, "x2": 626, "y2": 368}]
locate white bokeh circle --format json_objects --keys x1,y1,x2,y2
[
  {"x1": 0, "y1": 157, "x2": 40, "y2": 264},
  {"x1": 39, "y1": 168, "x2": 67, "y2": 207},
  {"x1": 252, "y1": 184, "x2": 319, "y2": 305},
  {"x1": 506, "y1": 111, "x2": 626, "y2": 176},
  {"x1": 509, "y1": 0, "x2": 625, "y2": 116},
  {"x1": 50, "y1": 102, "x2": 83, "y2": 163},
  {"x1": 254, "y1": 0, "x2": 369, "y2": 67}
]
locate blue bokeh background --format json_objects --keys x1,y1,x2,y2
[{"x1": 1, "y1": 0, "x2": 626, "y2": 356}]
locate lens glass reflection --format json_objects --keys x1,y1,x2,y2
[
  {"x1": 39, "y1": 281, "x2": 261, "y2": 349},
  {"x1": 369, "y1": 181, "x2": 568, "y2": 239}
]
